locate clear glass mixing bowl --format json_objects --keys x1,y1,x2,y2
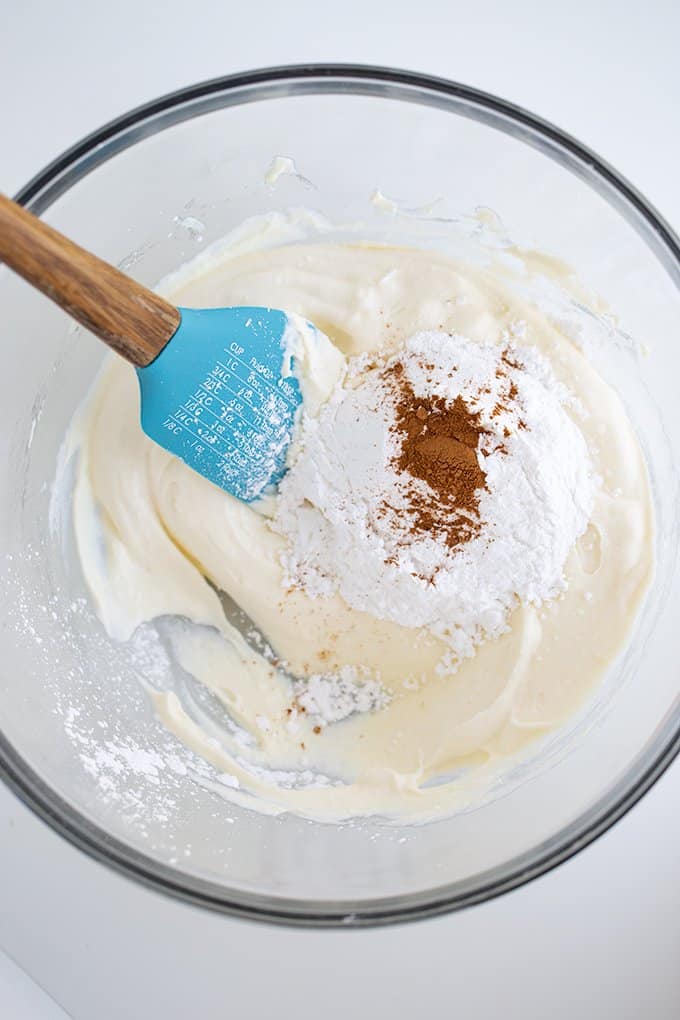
[{"x1": 1, "y1": 66, "x2": 679, "y2": 927}]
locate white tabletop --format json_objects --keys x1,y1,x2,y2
[{"x1": 2, "y1": 2, "x2": 679, "y2": 1016}]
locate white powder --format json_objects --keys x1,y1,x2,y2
[
  {"x1": 274, "y1": 330, "x2": 597, "y2": 666},
  {"x1": 3, "y1": 551, "x2": 227, "y2": 835},
  {"x1": 293, "y1": 666, "x2": 391, "y2": 726}
]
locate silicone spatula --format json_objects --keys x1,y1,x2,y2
[{"x1": 0, "y1": 193, "x2": 307, "y2": 501}]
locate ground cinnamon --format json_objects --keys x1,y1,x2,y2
[{"x1": 385, "y1": 361, "x2": 491, "y2": 549}]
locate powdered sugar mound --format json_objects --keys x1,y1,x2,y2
[
  {"x1": 274, "y1": 330, "x2": 597, "y2": 666},
  {"x1": 293, "y1": 666, "x2": 391, "y2": 726}
]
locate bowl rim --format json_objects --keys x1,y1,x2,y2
[{"x1": 3, "y1": 62, "x2": 680, "y2": 928}]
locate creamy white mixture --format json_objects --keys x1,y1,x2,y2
[{"x1": 70, "y1": 216, "x2": 654, "y2": 822}]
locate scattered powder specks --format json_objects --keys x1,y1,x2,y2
[
  {"x1": 293, "y1": 666, "x2": 391, "y2": 726},
  {"x1": 3, "y1": 551, "x2": 237, "y2": 835}
]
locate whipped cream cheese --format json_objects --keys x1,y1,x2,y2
[{"x1": 68, "y1": 215, "x2": 654, "y2": 822}]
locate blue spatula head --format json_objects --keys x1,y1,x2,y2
[{"x1": 137, "y1": 306, "x2": 304, "y2": 502}]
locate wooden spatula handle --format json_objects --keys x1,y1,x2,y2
[{"x1": 0, "y1": 193, "x2": 180, "y2": 367}]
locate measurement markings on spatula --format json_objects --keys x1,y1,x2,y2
[{"x1": 162, "y1": 339, "x2": 299, "y2": 490}]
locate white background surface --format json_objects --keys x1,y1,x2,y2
[{"x1": 1, "y1": 1, "x2": 679, "y2": 1017}]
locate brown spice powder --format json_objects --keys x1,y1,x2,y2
[{"x1": 385, "y1": 361, "x2": 492, "y2": 550}]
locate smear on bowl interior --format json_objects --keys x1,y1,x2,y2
[{"x1": 68, "y1": 211, "x2": 654, "y2": 822}]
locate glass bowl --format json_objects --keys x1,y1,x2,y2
[{"x1": 1, "y1": 65, "x2": 679, "y2": 927}]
